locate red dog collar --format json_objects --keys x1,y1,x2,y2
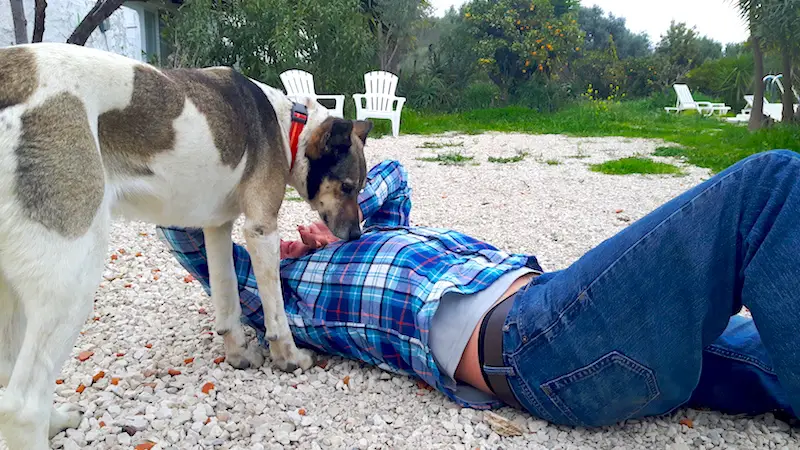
[{"x1": 288, "y1": 102, "x2": 308, "y2": 171}]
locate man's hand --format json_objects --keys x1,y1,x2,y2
[
  {"x1": 280, "y1": 239, "x2": 313, "y2": 259},
  {"x1": 279, "y1": 221, "x2": 341, "y2": 259},
  {"x1": 298, "y1": 222, "x2": 340, "y2": 249}
]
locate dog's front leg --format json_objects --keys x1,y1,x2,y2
[
  {"x1": 204, "y1": 222, "x2": 264, "y2": 369},
  {"x1": 242, "y1": 218, "x2": 314, "y2": 372}
]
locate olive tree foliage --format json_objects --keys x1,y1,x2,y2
[
  {"x1": 360, "y1": 0, "x2": 433, "y2": 72},
  {"x1": 162, "y1": 0, "x2": 376, "y2": 95}
]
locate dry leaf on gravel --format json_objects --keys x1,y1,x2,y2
[{"x1": 484, "y1": 411, "x2": 524, "y2": 437}]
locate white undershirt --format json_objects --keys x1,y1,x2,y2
[{"x1": 428, "y1": 267, "x2": 535, "y2": 381}]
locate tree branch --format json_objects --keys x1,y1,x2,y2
[
  {"x1": 9, "y1": 0, "x2": 28, "y2": 44},
  {"x1": 32, "y1": 0, "x2": 47, "y2": 43},
  {"x1": 66, "y1": 0, "x2": 126, "y2": 46}
]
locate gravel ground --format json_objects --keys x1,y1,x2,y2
[{"x1": 14, "y1": 133, "x2": 800, "y2": 449}]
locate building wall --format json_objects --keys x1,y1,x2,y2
[{"x1": 0, "y1": 0, "x2": 141, "y2": 60}]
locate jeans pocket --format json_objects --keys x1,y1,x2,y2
[{"x1": 540, "y1": 351, "x2": 660, "y2": 427}]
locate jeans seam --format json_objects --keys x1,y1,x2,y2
[
  {"x1": 705, "y1": 344, "x2": 776, "y2": 375},
  {"x1": 507, "y1": 362, "x2": 555, "y2": 423}
]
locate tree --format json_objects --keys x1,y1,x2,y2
[
  {"x1": 162, "y1": 0, "x2": 375, "y2": 95},
  {"x1": 66, "y1": 0, "x2": 126, "y2": 45},
  {"x1": 732, "y1": 0, "x2": 768, "y2": 130},
  {"x1": 33, "y1": 0, "x2": 47, "y2": 43},
  {"x1": 577, "y1": 6, "x2": 651, "y2": 59},
  {"x1": 759, "y1": 0, "x2": 800, "y2": 122},
  {"x1": 9, "y1": 0, "x2": 28, "y2": 44},
  {"x1": 464, "y1": 0, "x2": 583, "y2": 100},
  {"x1": 360, "y1": 0, "x2": 432, "y2": 72}
]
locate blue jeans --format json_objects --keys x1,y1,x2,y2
[{"x1": 500, "y1": 150, "x2": 800, "y2": 427}]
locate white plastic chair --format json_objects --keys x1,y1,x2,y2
[
  {"x1": 353, "y1": 71, "x2": 406, "y2": 137},
  {"x1": 280, "y1": 69, "x2": 344, "y2": 118},
  {"x1": 664, "y1": 84, "x2": 731, "y2": 116}
]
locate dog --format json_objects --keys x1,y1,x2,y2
[{"x1": 0, "y1": 42, "x2": 371, "y2": 449}]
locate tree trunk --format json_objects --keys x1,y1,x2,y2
[
  {"x1": 9, "y1": 0, "x2": 28, "y2": 44},
  {"x1": 66, "y1": 0, "x2": 125, "y2": 46},
  {"x1": 32, "y1": 0, "x2": 47, "y2": 43},
  {"x1": 749, "y1": 34, "x2": 765, "y2": 132},
  {"x1": 780, "y1": 43, "x2": 795, "y2": 123}
]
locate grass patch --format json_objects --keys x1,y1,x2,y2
[
  {"x1": 417, "y1": 151, "x2": 475, "y2": 165},
  {"x1": 389, "y1": 101, "x2": 800, "y2": 173},
  {"x1": 488, "y1": 151, "x2": 528, "y2": 164},
  {"x1": 417, "y1": 140, "x2": 464, "y2": 149},
  {"x1": 654, "y1": 146, "x2": 688, "y2": 157},
  {"x1": 285, "y1": 196, "x2": 303, "y2": 202},
  {"x1": 590, "y1": 157, "x2": 683, "y2": 175},
  {"x1": 544, "y1": 159, "x2": 561, "y2": 165}
]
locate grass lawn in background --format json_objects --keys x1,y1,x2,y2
[{"x1": 365, "y1": 100, "x2": 800, "y2": 174}]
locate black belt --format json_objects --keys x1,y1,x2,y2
[{"x1": 478, "y1": 291, "x2": 524, "y2": 410}]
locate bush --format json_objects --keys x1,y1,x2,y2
[
  {"x1": 512, "y1": 77, "x2": 573, "y2": 112},
  {"x1": 686, "y1": 54, "x2": 753, "y2": 111},
  {"x1": 462, "y1": 82, "x2": 501, "y2": 110}
]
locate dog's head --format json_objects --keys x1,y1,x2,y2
[{"x1": 299, "y1": 116, "x2": 373, "y2": 241}]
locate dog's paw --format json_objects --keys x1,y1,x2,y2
[
  {"x1": 225, "y1": 352, "x2": 253, "y2": 370},
  {"x1": 272, "y1": 346, "x2": 315, "y2": 373},
  {"x1": 49, "y1": 404, "x2": 84, "y2": 438}
]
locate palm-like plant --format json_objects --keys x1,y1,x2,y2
[
  {"x1": 731, "y1": 0, "x2": 767, "y2": 130},
  {"x1": 760, "y1": 0, "x2": 800, "y2": 122}
]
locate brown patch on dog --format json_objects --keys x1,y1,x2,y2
[
  {"x1": 98, "y1": 65, "x2": 184, "y2": 175},
  {"x1": 15, "y1": 93, "x2": 104, "y2": 238},
  {"x1": 166, "y1": 67, "x2": 256, "y2": 169},
  {"x1": 99, "y1": 65, "x2": 279, "y2": 176},
  {"x1": 0, "y1": 47, "x2": 37, "y2": 110},
  {"x1": 304, "y1": 117, "x2": 338, "y2": 160}
]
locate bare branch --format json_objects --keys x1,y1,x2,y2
[
  {"x1": 9, "y1": 0, "x2": 28, "y2": 44},
  {"x1": 66, "y1": 0, "x2": 126, "y2": 46},
  {"x1": 33, "y1": 0, "x2": 47, "y2": 43}
]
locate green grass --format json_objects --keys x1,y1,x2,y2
[
  {"x1": 417, "y1": 140, "x2": 464, "y2": 149},
  {"x1": 386, "y1": 100, "x2": 800, "y2": 174},
  {"x1": 488, "y1": 151, "x2": 529, "y2": 163},
  {"x1": 653, "y1": 146, "x2": 688, "y2": 157},
  {"x1": 590, "y1": 157, "x2": 684, "y2": 175},
  {"x1": 544, "y1": 159, "x2": 561, "y2": 165},
  {"x1": 416, "y1": 151, "x2": 476, "y2": 165}
]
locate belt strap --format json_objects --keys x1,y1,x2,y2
[{"x1": 478, "y1": 293, "x2": 523, "y2": 410}]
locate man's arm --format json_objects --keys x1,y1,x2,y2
[{"x1": 358, "y1": 159, "x2": 412, "y2": 229}]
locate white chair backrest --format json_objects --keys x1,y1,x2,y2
[
  {"x1": 281, "y1": 69, "x2": 317, "y2": 98},
  {"x1": 364, "y1": 71, "x2": 399, "y2": 111},
  {"x1": 743, "y1": 95, "x2": 754, "y2": 107},
  {"x1": 673, "y1": 84, "x2": 697, "y2": 107}
]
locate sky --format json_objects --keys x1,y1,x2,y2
[{"x1": 429, "y1": 0, "x2": 750, "y2": 46}]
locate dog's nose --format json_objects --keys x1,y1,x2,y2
[{"x1": 347, "y1": 225, "x2": 362, "y2": 241}]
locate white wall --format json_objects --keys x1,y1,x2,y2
[{"x1": 0, "y1": 0, "x2": 141, "y2": 60}]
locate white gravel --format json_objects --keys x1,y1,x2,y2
[{"x1": 9, "y1": 133, "x2": 800, "y2": 449}]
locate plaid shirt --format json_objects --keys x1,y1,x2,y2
[{"x1": 156, "y1": 160, "x2": 542, "y2": 409}]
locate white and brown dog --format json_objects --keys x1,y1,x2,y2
[{"x1": 0, "y1": 42, "x2": 371, "y2": 449}]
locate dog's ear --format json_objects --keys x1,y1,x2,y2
[
  {"x1": 352, "y1": 120, "x2": 373, "y2": 144},
  {"x1": 327, "y1": 120, "x2": 353, "y2": 150}
]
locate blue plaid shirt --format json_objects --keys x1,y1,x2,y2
[{"x1": 156, "y1": 160, "x2": 542, "y2": 409}]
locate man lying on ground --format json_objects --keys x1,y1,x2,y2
[{"x1": 157, "y1": 152, "x2": 800, "y2": 427}]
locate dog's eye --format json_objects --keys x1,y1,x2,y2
[{"x1": 341, "y1": 183, "x2": 355, "y2": 195}]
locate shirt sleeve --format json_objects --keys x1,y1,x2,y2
[
  {"x1": 154, "y1": 225, "x2": 258, "y2": 297},
  {"x1": 358, "y1": 160, "x2": 412, "y2": 229}
]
